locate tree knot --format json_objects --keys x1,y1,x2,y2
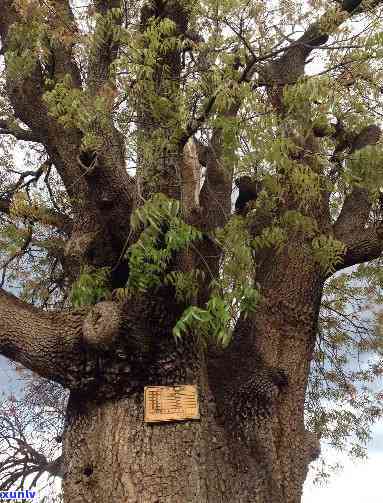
[{"x1": 82, "y1": 301, "x2": 121, "y2": 350}]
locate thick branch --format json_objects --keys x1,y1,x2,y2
[
  {"x1": 0, "y1": 0, "x2": 88, "y2": 216},
  {"x1": 0, "y1": 1, "x2": 84, "y2": 188},
  {"x1": 87, "y1": 0, "x2": 122, "y2": 94},
  {"x1": 333, "y1": 124, "x2": 381, "y2": 238},
  {"x1": 199, "y1": 103, "x2": 240, "y2": 229},
  {"x1": 334, "y1": 187, "x2": 371, "y2": 238},
  {"x1": 43, "y1": 1, "x2": 82, "y2": 87},
  {"x1": 334, "y1": 224, "x2": 383, "y2": 270},
  {"x1": 0, "y1": 288, "x2": 132, "y2": 390},
  {"x1": 0, "y1": 288, "x2": 86, "y2": 386},
  {"x1": 266, "y1": 0, "x2": 383, "y2": 87},
  {"x1": 180, "y1": 138, "x2": 203, "y2": 214},
  {"x1": 1, "y1": 1, "x2": 136, "y2": 267},
  {"x1": 82, "y1": 301, "x2": 121, "y2": 350},
  {"x1": 0, "y1": 197, "x2": 73, "y2": 233},
  {"x1": 0, "y1": 120, "x2": 41, "y2": 143},
  {"x1": 0, "y1": 1, "x2": 52, "y2": 136},
  {"x1": 339, "y1": 0, "x2": 383, "y2": 13}
]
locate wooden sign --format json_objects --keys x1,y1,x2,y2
[{"x1": 144, "y1": 385, "x2": 200, "y2": 423}]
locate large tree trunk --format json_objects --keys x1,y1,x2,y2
[
  {"x1": 208, "y1": 247, "x2": 324, "y2": 503},
  {"x1": 61, "y1": 369, "x2": 285, "y2": 503},
  {"x1": 59, "y1": 245, "x2": 323, "y2": 503},
  {"x1": 62, "y1": 377, "x2": 243, "y2": 503}
]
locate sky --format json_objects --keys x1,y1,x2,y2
[
  {"x1": 303, "y1": 426, "x2": 383, "y2": 502},
  {"x1": 304, "y1": 454, "x2": 383, "y2": 502},
  {"x1": 0, "y1": 355, "x2": 24, "y2": 395}
]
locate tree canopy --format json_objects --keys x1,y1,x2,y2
[{"x1": 1, "y1": 0, "x2": 383, "y2": 502}]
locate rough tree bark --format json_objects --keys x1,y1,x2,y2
[{"x1": 1, "y1": 1, "x2": 383, "y2": 502}]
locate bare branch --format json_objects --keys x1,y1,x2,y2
[
  {"x1": 0, "y1": 288, "x2": 86, "y2": 386},
  {"x1": 0, "y1": 401, "x2": 64, "y2": 490},
  {"x1": 44, "y1": 455, "x2": 63, "y2": 478},
  {"x1": 334, "y1": 224, "x2": 383, "y2": 271},
  {"x1": 0, "y1": 161, "x2": 50, "y2": 200}
]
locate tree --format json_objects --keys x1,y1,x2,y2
[
  {"x1": 1, "y1": 0, "x2": 383, "y2": 501},
  {"x1": 0, "y1": 369, "x2": 65, "y2": 502}
]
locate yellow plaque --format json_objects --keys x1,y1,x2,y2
[{"x1": 144, "y1": 385, "x2": 200, "y2": 423}]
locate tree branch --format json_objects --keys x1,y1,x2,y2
[
  {"x1": 43, "y1": 0, "x2": 82, "y2": 87},
  {"x1": 0, "y1": 1, "x2": 136, "y2": 267},
  {"x1": 0, "y1": 288, "x2": 86, "y2": 386},
  {"x1": 0, "y1": 1, "x2": 84, "y2": 186},
  {"x1": 198, "y1": 102, "x2": 241, "y2": 230},
  {"x1": 0, "y1": 161, "x2": 50, "y2": 199},
  {"x1": 176, "y1": 0, "x2": 383, "y2": 226},
  {"x1": 44, "y1": 455, "x2": 63, "y2": 478},
  {"x1": 266, "y1": 0, "x2": 383, "y2": 88},
  {"x1": 0, "y1": 0, "x2": 90, "y2": 211},
  {"x1": 334, "y1": 187, "x2": 371, "y2": 237},
  {"x1": 0, "y1": 286, "x2": 135, "y2": 390},
  {"x1": 0, "y1": 1, "x2": 53, "y2": 137},
  {"x1": 334, "y1": 224, "x2": 383, "y2": 270},
  {"x1": 338, "y1": 0, "x2": 383, "y2": 14},
  {"x1": 0, "y1": 160, "x2": 73, "y2": 234},
  {"x1": 0, "y1": 225, "x2": 32, "y2": 287},
  {"x1": 0, "y1": 197, "x2": 73, "y2": 233},
  {"x1": 0, "y1": 427, "x2": 63, "y2": 489},
  {"x1": 180, "y1": 57, "x2": 254, "y2": 147},
  {"x1": 0, "y1": 120, "x2": 41, "y2": 143},
  {"x1": 333, "y1": 124, "x2": 381, "y2": 238},
  {"x1": 87, "y1": 0, "x2": 122, "y2": 95}
]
